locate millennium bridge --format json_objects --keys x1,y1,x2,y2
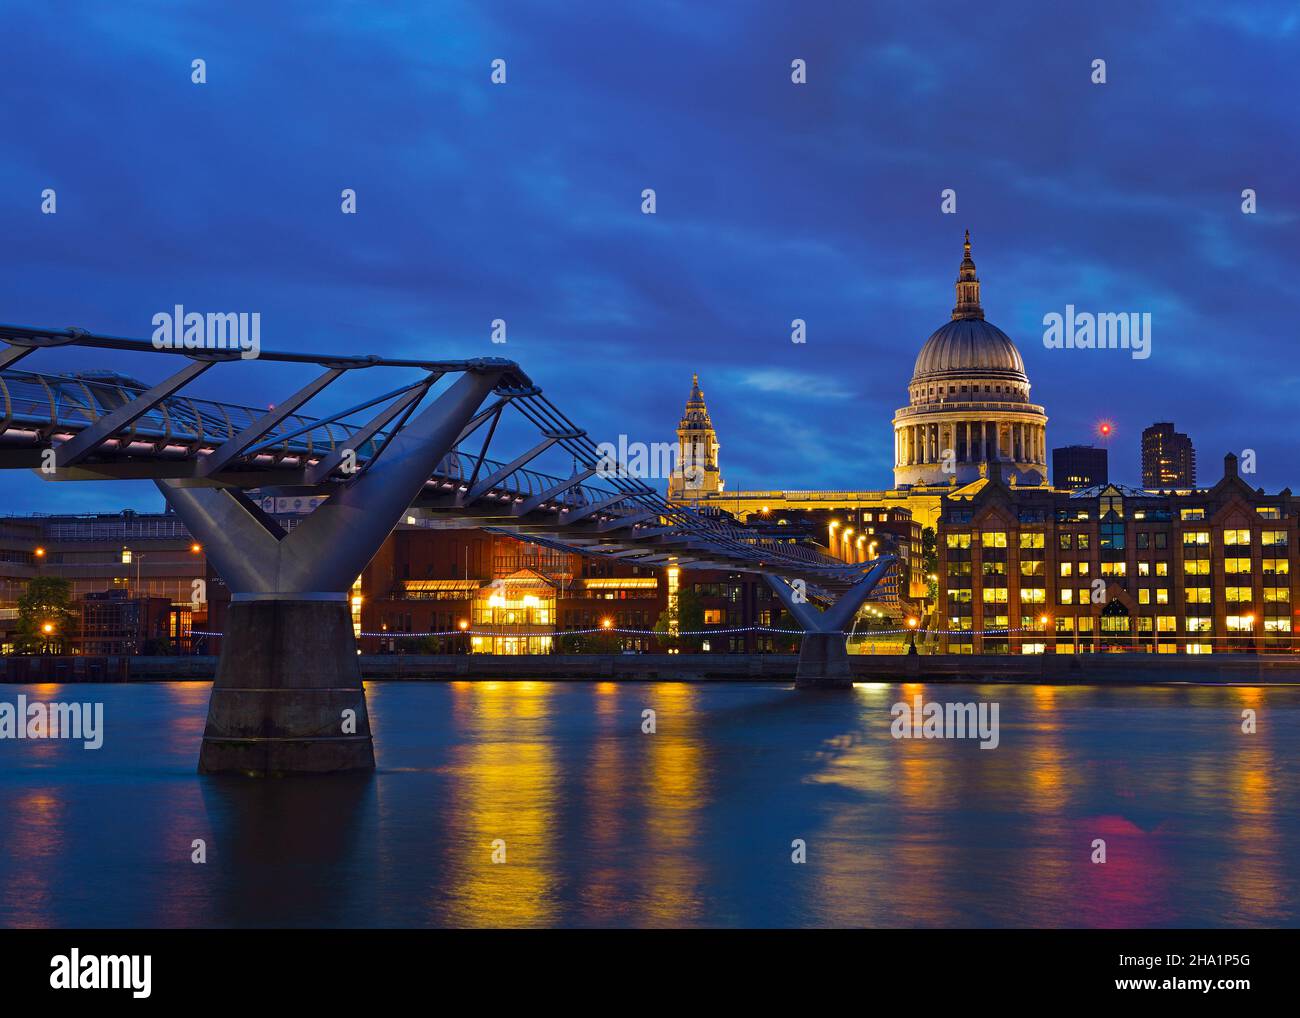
[{"x1": 0, "y1": 323, "x2": 896, "y2": 774}]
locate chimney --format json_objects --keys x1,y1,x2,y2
[{"x1": 1224, "y1": 452, "x2": 1238, "y2": 479}]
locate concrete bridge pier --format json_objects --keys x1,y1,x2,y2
[
  {"x1": 159, "y1": 367, "x2": 505, "y2": 776},
  {"x1": 198, "y1": 598, "x2": 373, "y2": 775},
  {"x1": 764, "y1": 557, "x2": 896, "y2": 690}
]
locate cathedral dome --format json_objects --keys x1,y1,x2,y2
[
  {"x1": 910, "y1": 230, "x2": 1027, "y2": 384},
  {"x1": 892, "y1": 232, "x2": 1048, "y2": 489},
  {"x1": 911, "y1": 318, "x2": 1026, "y2": 383}
]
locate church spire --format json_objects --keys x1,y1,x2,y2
[
  {"x1": 669, "y1": 371, "x2": 724, "y2": 501},
  {"x1": 952, "y1": 229, "x2": 984, "y2": 320}
]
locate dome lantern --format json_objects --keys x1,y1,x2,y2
[{"x1": 952, "y1": 230, "x2": 984, "y2": 321}]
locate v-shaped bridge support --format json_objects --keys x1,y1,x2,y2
[
  {"x1": 764, "y1": 557, "x2": 896, "y2": 688},
  {"x1": 158, "y1": 369, "x2": 505, "y2": 775}
]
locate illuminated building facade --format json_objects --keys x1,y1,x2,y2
[
  {"x1": 352, "y1": 525, "x2": 776, "y2": 655},
  {"x1": 0, "y1": 510, "x2": 207, "y2": 654},
  {"x1": 938, "y1": 454, "x2": 1295, "y2": 655},
  {"x1": 1142, "y1": 422, "x2": 1196, "y2": 490}
]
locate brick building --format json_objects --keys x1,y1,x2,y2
[{"x1": 938, "y1": 454, "x2": 1294, "y2": 654}]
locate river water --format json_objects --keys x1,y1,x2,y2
[{"x1": 0, "y1": 680, "x2": 1296, "y2": 928}]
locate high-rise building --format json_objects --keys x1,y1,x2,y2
[
  {"x1": 1142, "y1": 422, "x2": 1196, "y2": 490},
  {"x1": 667, "y1": 373, "x2": 724, "y2": 501},
  {"x1": 893, "y1": 232, "x2": 1048, "y2": 487},
  {"x1": 1053, "y1": 445, "x2": 1108, "y2": 490}
]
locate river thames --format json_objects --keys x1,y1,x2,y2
[{"x1": 0, "y1": 681, "x2": 1296, "y2": 928}]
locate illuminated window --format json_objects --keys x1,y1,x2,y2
[
  {"x1": 1223, "y1": 529, "x2": 1251, "y2": 546},
  {"x1": 981, "y1": 532, "x2": 1008, "y2": 548}
]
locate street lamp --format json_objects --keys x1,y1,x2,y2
[{"x1": 122, "y1": 547, "x2": 143, "y2": 596}]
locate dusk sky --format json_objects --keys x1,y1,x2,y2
[{"x1": 1, "y1": 1, "x2": 1297, "y2": 514}]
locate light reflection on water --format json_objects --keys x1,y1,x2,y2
[{"x1": 0, "y1": 680, "x2": 1296, "y2": 928}]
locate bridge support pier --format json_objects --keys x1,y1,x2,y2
[
  {"x1": 763, "y1": 557, "x2": 896, "y2": 690},
  {"x1": 792, "y1": 632, "x2": 854, "y2": 689},
  {"x1": 159, "y1": 367, "x2": 505, "y2": 776},
  {"x1": 199, "y1": 599, "x2": 373, "y2": 775}
]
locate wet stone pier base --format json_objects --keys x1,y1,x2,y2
[
  {"x1": 198, "y1": 599, "x2": 375, "y2": 776},
  {"x1": 793, "y1": 633, "x2": 854, "y2": 690}
]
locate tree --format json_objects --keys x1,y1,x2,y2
[
  {"x1": 921, "y1": 526, "x2": 939, "y2": 603},
  {"x1": 141, "y1": 637, "x2": 172, "y2": 656},
  {"x1": 15, "y1": 576, "x2": 77, "y2": 654},
  {"x1": 653, "y1": 587, "x2": 705, "y2": 652},
  {"x1": 771, "y1": 608, "x2": 801, "y2": 652}
]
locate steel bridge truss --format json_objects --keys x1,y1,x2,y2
[{"x1": 0, "y1": 323, "x2": 893, "y2": 593}]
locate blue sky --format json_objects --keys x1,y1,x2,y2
[{"x1": 1, "y1": 0, "x2": 1297, "y2": 513}]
